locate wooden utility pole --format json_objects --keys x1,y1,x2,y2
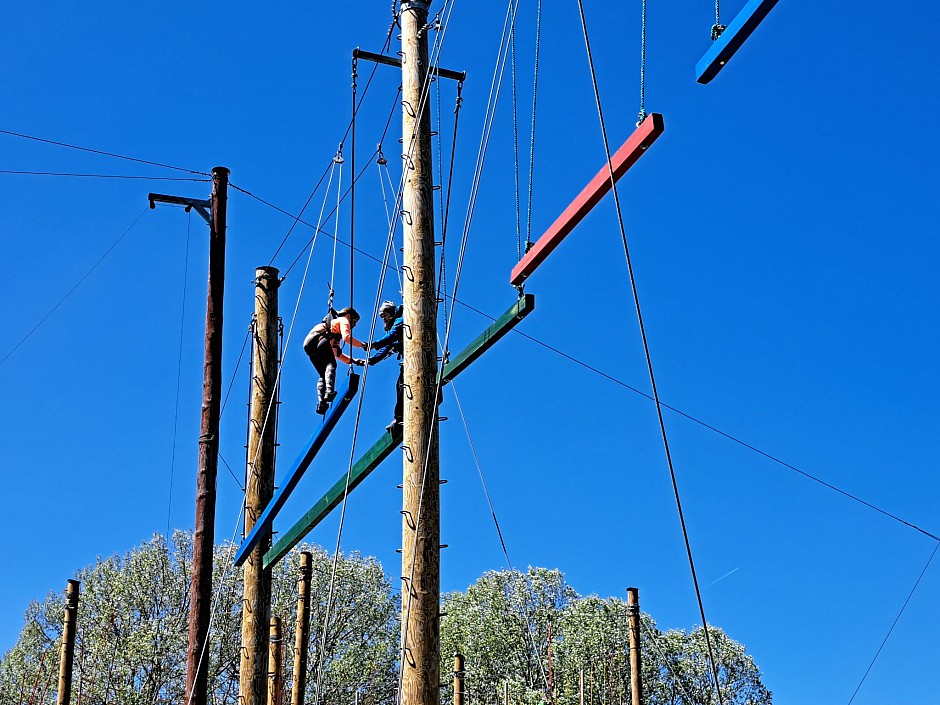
[
  {"x1": 183, "y1": 165, "x2": 229, "y2": 705},
  {"x1": 453, "y1": 654, "x2": 465, "y2": 705},
  {"x1": 240, "y1": 266, "x2": 281, "y2": 705},
  {"x1": 56, "y1": 580, "x2": 79, "y2": 705},
  {"x1": 627, "y1": 588, "x2": 642, "y2": 705},
  {"x1": 579, "y1": 668, "x2": 584, "y2": 705},
  {"x1": 400, "y1": 5, "x2": 440, "y2": 705},
  {"x1": 291, "y1": 552, "x2": 313, "y2": 705},
  {"x1": 267, "y1": 617, "x2": 284, "y2": 705}
]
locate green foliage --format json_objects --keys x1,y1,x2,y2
[
  {"x1": 0, "y1": 533, "x2": 399, "y2": 705},
  {"x1": 1, "y1": 546, "x2": 769, "y2": 705},
  {"x1": 441, "y1": 569, "x2": 772, "y2": 705}
]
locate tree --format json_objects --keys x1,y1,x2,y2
[
  {"x1": 440, "y1": 569, "x2": 772, "y2": 705},
  {"x1": 0, "y1": 533, "x2": 400, "y2": 705}
]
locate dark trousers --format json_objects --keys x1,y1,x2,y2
[
  {"x1": 304, "y1": 336, "x2": 336, "y2": 404},
  {"x1": 394, "y1": 365, "x2": 404, "y2": 423}
]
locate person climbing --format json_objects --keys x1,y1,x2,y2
[
  {"x1": 303, "y1": 306, "x2": 367, "y2": 415},
  {"x1": 355, "y1": 300, "x2": 404, "y2": 432}
]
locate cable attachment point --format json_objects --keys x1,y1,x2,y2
[
  {"x1": 333, "y1": 145, "x2": 345, "y2": 164},
  {"x1": 711, "y1": 23, "x2": 727, "y2": 40},
  {"x1": 377, "y1": 144, "x2": 388, "y2": 166},
  {"x1": 636, "y1": 109, "x2": 648, "y2": 127}
]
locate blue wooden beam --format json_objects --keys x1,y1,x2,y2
[
  {"x1": 232, "y1": 372, "x2": 360, "y2": 567},
  {"x1": 262, "y1": 295, "x2": 537, "y2": 568},
  {"x1": 695, "y1": 0, "x2": 780, "y2": 84}
]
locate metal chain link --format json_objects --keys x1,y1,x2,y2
[
  {"x1": 712, "y1": 0, "x2": 726, "y2": 39},
  {"x1": 638, "y1": 0, "x2": 648, "y2": 125}
]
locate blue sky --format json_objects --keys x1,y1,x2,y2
[{"x1": 2, "y1": 1, "x2": 938, "y2": 703}]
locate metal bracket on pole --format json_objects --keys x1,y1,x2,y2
[
  {"x1": 148, "y1": 192, "x2": 213, "y2": 225},
  {"x1": 352, "y1": 48, "x2": 466, "y2": 83}
]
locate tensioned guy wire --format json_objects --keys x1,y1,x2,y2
[
  {"x1": 0, "y1": 207, "x2": 149, "y2": 368},
  {"x1": 574, "y1": 1, "x2": 725, "y2": 702},
  {"x1": 0, "y1": 128, "x2": 208, "y2": 175}
]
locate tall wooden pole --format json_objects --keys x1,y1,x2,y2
[
  {"x1": 240, "y1": 266, "x2": 281, "y2": 705},
  {"x1": 627, "y1": 588, "x2": 643, "y2": 705},
  {"x1": 267, "y1": 617, "x2": 284, "y2": 705},
  {"x1": 56, "y1": 580, "x2": 79, "y2": 705},
  {"x1": 453, "y1": 653, "x2": 465, "y2": 705},
  {"x1": 400, "y1": 6, "x2": 440, "y2": 705},
  {"x1": 291, "y1": 552, "x2": 313, "y2": 705},
  {"x1": 185, "y1": 165, "x2": 229, "y2": 705}
]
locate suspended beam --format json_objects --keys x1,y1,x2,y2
[
  {"x1": 233, "y1": 373, "x2": 361, "y2": 567},
  {"x1": 695, "y1": 0, "x2": 780, "y2": 84},
  {"x1": 440, "y1": 293, "x2": 535, "y2": 383},
  {"x1": 263, "y1": 294, "x2": 536, "y2": 568},
  {"x1": 509, "y1": 113, "x2": 664, "y2": 287},
  {"x1": 264, "y1": 427, "x2": 401, "y2": 569}
]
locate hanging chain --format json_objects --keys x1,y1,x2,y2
[
  {"x1": 638, "y1": 0, "x2": 648, "y2": 125},
  {"x1": 510, "y1": 25, "x2": 523, "y2": 262},
  {"x1": 525, "y1": 0, "x2": 542, "y2": 253},
  {"x1": 350, "y1": 56, "x2": 358, "y2": 309},
  {"x1": 712, "y1": 0, "x2": 726, "y2": 39}
]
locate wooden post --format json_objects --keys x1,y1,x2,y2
[
  {"x1": 185, "y1": 165, "x2": 229, "y2": 705},
  {"x1": 56, "y1": 580, "x2": 79, "y2": 705},
  {"x1": 453, "y1": 653, "x2": 465, "y2": 705},
  {"x1": 547, "y1": 623, "x2": 554, "y2": 705},
  {"x1": 291, "y1": 552, "x2": 313, "y2": 705},
  {"x1": 240, "y1": 266, "x2": 281, "y2": 705},
  {"x1": 579, "y1": 668, "x2": 584, "y2": 705},
  {"x1": 400, "y1": 6, "x2": 440, "y2": 705},
  {"x1": 627, "y1": 588, "x2": 642, "y2": 705},
  {"x1": 267, "y1": 617, "x2": 284, "y2": 705},
  {"x1": 503, "y1": 680, "x2": 509, "y2": 705}
]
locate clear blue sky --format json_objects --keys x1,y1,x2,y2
[{"x1": 2, "y1": 1, "x2": 938, "y2": 703}]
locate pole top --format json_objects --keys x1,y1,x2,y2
[
  {"x1": 212, "y1": 166, "x2": 230, "y2": 177},
  {"x1": 255, "y1": 265, "x2": 280, "y2": 279}
]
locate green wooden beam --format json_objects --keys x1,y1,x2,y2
[
  {"x1": 440, "y1": 293, "x2": 535, "y2": 384},
  {"x1": 264, "y1": 428, "x2": 402, "y2": 568},
  {"x1": 263, "y1": 294, "x2": 536, "y2": 568}
]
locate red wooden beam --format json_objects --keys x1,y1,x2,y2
[{"x1": 510, "y1": 113, "x2": 664, "y2": 287}]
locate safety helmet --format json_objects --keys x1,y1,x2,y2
[{"x1": 379, "y1": 300, "x2": 398, "y2": 316}]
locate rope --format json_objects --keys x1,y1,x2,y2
[
  {"x1": 452, "y1": 0, "x2": 523, "y2": 286},
  {"x1": 191, "y1": 149, "x2": 348, "y2": 705},
  {"x1": 377, "y1": 154, "x2": 405, "y2": 294},
  {"x1": 511, "y1": 25, "x2": 523, "y2": 261},
  {"x1": 573, "y1": 3, "x2": 725, "y2": 704},
  {"x1": 328, "y1": 149, "x2": 345, "y2": 311},
  {"x1": 351, "y1": 56, "x2": 359, "y2": 309},
  {"x1": 438, "y1": 82, "x2": 464, "y2": 337},
  {"x1": 312, "y1": 163, "x2": 402, "y2": 705},
  {"x1": 166, "y1": 211, "x2": 192, "y2": 540},
  {"x1": 451, "y1": 380, "x2": 559, "y2": 680},
  {"x1": 262, "y1": 160, "x2": 335, "y2": 267},
  {"x1": 0, "y1": 207, "x2": 148, "y2": 369},
  {"x1": 847, "y1": 540, "x2": 939, "y2": 704},
  {"x1": 525, "y1": 0, "x2": 543, "y2": 252},
  {"x1": 639, "y1": 620, "x2": 697, "y2": 705}
]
